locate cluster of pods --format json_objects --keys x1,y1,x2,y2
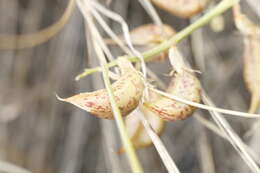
[
  {"x1": 59, "y1": 0, "x2": 260, "y2": 151},
  {"x1": 59, "y1": 24, "x2": 202, "y2": 150},
  {"x1": 232, "y1": 4, "x2": 260, "y2": 114}
]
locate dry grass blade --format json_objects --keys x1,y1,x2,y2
[
  {"x1": 88, "y1": 6, "x2": 133, "y2": 55},
  {"x1": 149, "y1": 87, "x2": 260, "y2": 118},
  {"x1": 136, "y1": 109, "x2": 181, "y2": 173},
  {"x1": 245, "y1": 0, "x2": 260, "y2": 18},
  {"x1": 77, "y1": 0, "x2": 143, "y2": 172},
  {"x1": 202, "y1": 93, "x2": 260, "y2": 173},
  {"x1": 195, "y1": 114, "x2": 260, "y2": 164},
  {"x1": 0, "y1": 0, "x2": 76, "y2": 49},
  {"x1": 0, "y1": 160, "x2": 31, "y2": 173},
  {"x1": 138, "y1": 0, "x2": 163, "y2": 26},
  {"x1": 89, "y1": 0, "x2": 148, "y2": 81}
]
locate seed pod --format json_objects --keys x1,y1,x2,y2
[
  {"x1": 105, "y1": 24, "x2": 176, "y2": 62},
  {"x1": 129, "y1": 24, "x2": 176, "y2": 62},
  {"x1": 233, "y1": 5, "x2": 260, "y2": 113},
  {"x1": 128, "y1": 24, "x2": 176, "y2": 46},
  {"x1": 120, "y1": 103, "x2": 165, "y2": 152},
  {"x1": 134, "y1": 105, "x2": 165, "y2": 148},
  {"x1": 151, "y1": 0, "x2": 210, "y2": 18},
  {"x1": 209, "y1": 15, "x2": 225, "y2": 33},
  {"x1": 144, "y1": 47, "x2": 201, "y2": 121},
  {"x1": 57, "y1": 57, "x2": 144, "y2": 119}
]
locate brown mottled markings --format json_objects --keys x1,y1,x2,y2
[
  {"x1": 144, "y1": 70, "x2": 201, "y2": 121},
  {"x1": 57, "y1": 58, "x2": 144, "y2": 119}
]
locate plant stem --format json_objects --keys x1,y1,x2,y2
[
  {"x1": 79, "y1": 2, "x2": 143, "y2": 171},
  {"x1": 76, "y1": 0, "x2": 240, "y2": 80},
  {"x1": 94, "y1": 41, "x2": 143, "y2": 173}
]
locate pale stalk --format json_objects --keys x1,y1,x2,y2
[{"x1": 77, "y1": 1, "x2": 143, "y2": 172}]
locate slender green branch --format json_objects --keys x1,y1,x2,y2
[
  {"x1": 76, "y1": 0, "x2": 240, "y2": 80},
  {"x1": 94, "y1": 41, "x2": 143, "y2": 173}
]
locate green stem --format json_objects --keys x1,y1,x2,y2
[
  {"x1": 94, "y1": 41, "x2": 143, "y2": 173},
  {"x1": 76, "y1": 0, "x2": 239, "y2": 80},
  {"x1": 83, "y1": 6, "x2": 143, "y2": 171}
]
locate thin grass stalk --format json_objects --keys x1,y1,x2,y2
[
  {"x1": 77, "y1": 1, "x2": 143, "y2": 172},
  {"x1": 138, "y1": 0, "x2": 163, "y2": 26},
  {"x1": 136, "y1": 109, "x2": 181, "y2": 173},
  {"x1": 0, "y1": 161, "x2": 31, "y2": 173},
  {"x1": 202, "y1": 93, "x2": 260, "y2": 173},
  {"x1": 149, "y1": 87, "x2": 260, "y2": 118}
]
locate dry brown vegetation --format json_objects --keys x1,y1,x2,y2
[{"x1": 0, "y1": 0, "x2": 260, "y2": 173}]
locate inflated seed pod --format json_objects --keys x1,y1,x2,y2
[
  {"x1": 233, "y1": 5, "x2": 260, "y2": 113},
  {"x1": 129, "y1": 24, "x2": 176, "y2": 62},
  {"x1": 151, "y1": 0, "x2": 210, "y2": 18},
  {"x1": 144, "y1": 48, "x2": 201, "y2": 121},
  {"x1": 120, "y1": 103, "x2": 165, "y2": 152},
  {"x1": 106, "y1": 24, "x2": 176, "y2": 62},
  {"x1": 57, "y1": 57, "x2": 144, "y2": 119},
  {"x1": 133, "y1": 105, "x2": 165, "y2": 148},
  {"x1": 128, "y1": 24, "x2": 176, "y2": 45}
]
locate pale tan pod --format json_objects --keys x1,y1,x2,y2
[
  {"x1": 57, "y1": 57, "x2": 144, "y2": 119},
  {"x1": 120, "y1": 105, "x2": 165, "y2": 152},
  {"x1": 130, "y1": 24, "x2": 176, "y2": 62},
  {"x1": 128, "y1": 24, "x2": 176, "y2": 45},
  {"x1": 150, "y1": 0, "x2": 210, "y2": 18},
  {"x1": 233, "y1": 5, "x2": 260, "y2": 113},
  {"x1": 133, "y1": 105, "x2": 165, "y2": 148},
  {"x1": 125, "y1": 111, "x2": 143, "y2": 140},
  {"x1": 144, "y1": 70, "x2": 201, "y2": 121},
  {"x1": 105, "y1": 24, "x2": 176, "y2": 62},
  {"x1": 209, "y1": 15, "x2": 225, "y2": 33}
]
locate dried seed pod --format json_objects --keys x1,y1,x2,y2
[
  {"x1": 57, "y1": 57, "x2": 144, "y2": 119},
  {"x1": 151, "y1": 0, "x2": 210, "y2": 18},
  {"x1": 144, "y1": 47, "x2": 201, "y2": 121},
  {"x1": 128, "y1": 24, "x2": 176, "y2": 45},
  {"x1": 105, "y1": 24, "x2": 176, "y2": 62},
  {"x1": 120, "y1": 103, "x2": 165, "y2": 152},
  {"x1": 133, "y1": 105, "x2": 165, "y2": 148},
  {"x1": 233, "y1": 5, "x2": 260, "y2": 113},
  {"x1": 209, "y1": 15, "x2": 225, "y2": 33},
  {"x1": 129, "y1": 24, "x2": 176, "y2": 62}
]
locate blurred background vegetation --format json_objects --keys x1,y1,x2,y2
[{"x1": 0, "y1": 0, "x2": 259, "y2": 173}]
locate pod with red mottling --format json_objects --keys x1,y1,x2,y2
[
  {"x1": 57, "y1": 57, "x2": 144, "y2": 119},
  {"x1": 144, "y1": 47, "x2": 201, "y2": 121}
]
